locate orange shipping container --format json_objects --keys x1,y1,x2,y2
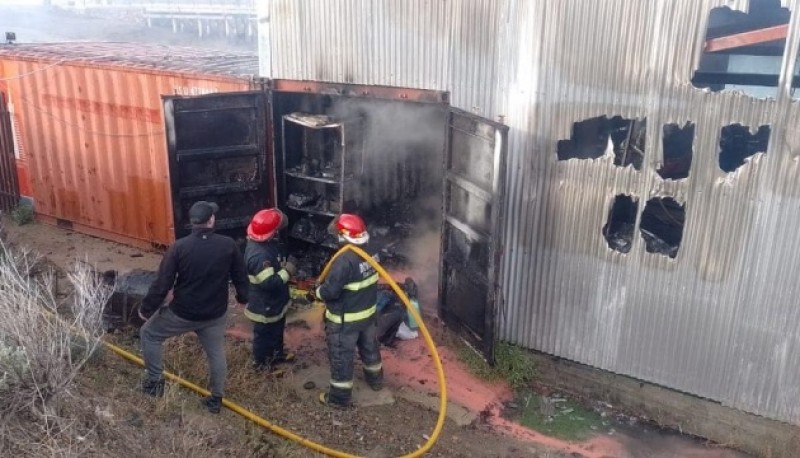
[{"x1": 0, "y1": 43, "x2": 257, "y2": 247}]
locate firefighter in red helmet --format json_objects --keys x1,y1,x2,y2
[
  {"x1": 316, "y1": 213, "x2": 384, "y2": 408},
  {"x1": 244, "y1": 208, "x2": 296, "y2": 373}
]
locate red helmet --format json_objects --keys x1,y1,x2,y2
[
  {"x1": 247, "y1": 209, "x2": 287, "y2": 242},
  {"x1": 333, "y1": 213, "x2": 369, "y2": 245}
]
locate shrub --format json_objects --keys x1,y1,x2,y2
[
  {"x1": 10, "y1": 204, "x2": 34, "y2": 226},
  {"x1": 0, "y1": 242, "x2": 112, "y2": 455},
  {"x1": 458, "y1": 341, "x2": 536, "y2": 391}
]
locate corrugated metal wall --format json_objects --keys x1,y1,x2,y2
[
  {"x1": 0, "y1": 57, "x2": 252, "y2": 247},
  {"x1": 263, "y1": 0, "x2": 800, "y2": 424}
]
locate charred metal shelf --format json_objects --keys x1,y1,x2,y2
[
  {"x1": 289, "y1": 233, "x2": 337, "y2": 249},
  {"x1": 284, "y1": 171, "x2": 342, "y2": 184},
  {"x1": 285, "y1": 205, "x2": 337, "y2": 217},
  {"x1": 182, "y1": 215, "x2": 250, "y2": 232},
  {"x1": 178, "y1": 181, "x2": 260, "y2": 198},
  {"x1": 284, "y1": 113, "x2": 342, "y2": 130},
  {"x1": 175, "y1": 144, "x2": 259, "y2": 161}
]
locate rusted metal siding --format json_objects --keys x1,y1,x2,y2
[
  {"x1": 264, "y1": 0, "x2": 800, "y2": 425},
  {"x1": 0, "y1": 44, "x2": 255, "y2": 247}
]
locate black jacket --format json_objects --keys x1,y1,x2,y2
[
  {"x1": 142, "y1": 228, "x2": 248, "y2": 321},
  {"x1": 244, "y1": 239, "x2": 291, "y2": 320},
  {"x1": 317, "y1": 244, "x2": 380, "y2": 318}
]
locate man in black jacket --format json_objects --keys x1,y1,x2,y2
[
  {"x1": 316, "y1": 214, "x2": 384, "y2": 408},
  {"x1": 243, "y1": 208, "x2": 296, "y2": 373},
  {"x1": 138, "y1": 201, "x2": 248, "y2": 414}
]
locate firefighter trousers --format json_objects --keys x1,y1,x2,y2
[
  {"x1": 252, "y1": 315, "x2": 287, "y2": 368},
  {"x1": 325, "y1": 315, "x2": 383, "y2": 405}
]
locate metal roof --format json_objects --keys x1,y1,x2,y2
[{"x1": 0, "y1": 42, "x2": 258, "y2": 78}]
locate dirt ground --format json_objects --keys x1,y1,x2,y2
[
  {"x1": 2, "y1": 215, "x2": 757, "y2": 458},
  {"x1": 1, "y1": 215, "x2": 553, "y2": 457}
]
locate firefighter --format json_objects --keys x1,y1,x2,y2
[
  {"x1": 316, "y1": 213, "x2": 384, "y2": 408},
  {"x1": 244, "y1": 208, "x2": 297, "y2": 373}
]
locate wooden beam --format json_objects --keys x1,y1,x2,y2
[{"x1": 705, "y1": 24, "x2": 788, "y2": 53}]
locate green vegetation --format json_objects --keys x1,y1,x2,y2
[
  {"x1": 11, "y1": 204, "x2": 34, "y2": 226},
  {"x1": 458, "y1": 341, "x2": 535, "y2": 391},
  {"x1": 513, "y1": 392, "x2": 610, "y2": 441}
]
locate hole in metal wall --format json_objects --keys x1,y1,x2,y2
[
  {"x1": 557, "y1": 116, "x2": 646, "y2": 170},
  {"x1": 659, "y1": 122, "x2": 695, "y2": 180},
  {"x1": 639, "y1": 197, "x2": 686, "y2": 259},
  {"x1": 719, "y1": 123, "x2": 770, "y2": 172},
  {"x1": 692, "y1": 0, "x2": 791, "y2": 99},
  {"x1": 603, "y1": 194, "x2": 638, "y2": 254}
]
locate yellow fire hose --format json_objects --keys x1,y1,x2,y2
[{"x1": 103, "y1": 243, "x2": 448, "y2": 458}]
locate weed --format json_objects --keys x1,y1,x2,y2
[
  {"x1": 457, "y1": 341, "x2": 536, "y2": 391},
  {"x1": 494, "y1": 341, "x2": 536, "y2": 391},
  {"x1": 0, "y1": 244, "x2": 111, "y2": 455},
  {"x1": 11, "y1": 204, "x2": 34, "y2": 226}
]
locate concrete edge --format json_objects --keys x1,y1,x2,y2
[{"x1": 527, "y1": 352, "x2": 800, "y2": 458}]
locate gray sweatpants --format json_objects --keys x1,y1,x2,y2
[{"x1": 140, "y1": 307, "x2": 228, "y2": 398}]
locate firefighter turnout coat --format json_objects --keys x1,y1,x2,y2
[
  {"x1": 316, "y1": 245, "x2": 380, "y2": 323},
  {"x1": 244, "y1": 239, "x2": 291, "y2": 323}
]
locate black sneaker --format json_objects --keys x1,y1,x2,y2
[
  {"x1": 367, "y1": 380, "x2": 383, "y2": 391},
  {"x1": 202, "y1": 396, "x2": 222, "y2": 414},
  {"x1": 141, "y1": 379, "x2": 165, "y2": 397}
]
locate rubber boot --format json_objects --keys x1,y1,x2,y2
[
  {"x1": 365, "y1": 367, "x2": 384, "y2": 391},
  {"x1": 320, "y1": 385, "x2": 351, "y2": 408}
]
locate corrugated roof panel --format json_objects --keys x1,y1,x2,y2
[{"x1": 0, "y1": 42, "x2": 258, "y2": 79}]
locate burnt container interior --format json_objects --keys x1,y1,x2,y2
[{"x1": 272, "y1": 91, "x2": 447, "y2": 306}]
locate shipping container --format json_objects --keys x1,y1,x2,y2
[
  {"x1": 164, "y1": 81, "x2": 508, "y2": 359},
  {"x1": 0, "y1": 43, "x2": 509, "y2": 361},
  {"x1": 0, "y1": 42, "x2": 258, "y2": 247}
]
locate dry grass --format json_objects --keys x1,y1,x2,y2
[{"x1": 0, "y1": 242, "x2": 111, "y2": 456}]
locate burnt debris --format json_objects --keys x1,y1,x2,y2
[
  {"x1": 103, "y1": 269, "x2": 158, "y2": 330},
  {"x1": 719, "y1": 124, "x2": 770, "y2": 173},
  {"x1": 290, "y1": 216, "x2": 338, "y2": 249},
  {"x1": 639, "y1": 197, "x2": 686, "y2": 259},
  {"x1": 557, "y1": 115, "x2": 646, "y2": 170},
  {"x1": 603, "y1": 195, "x2": 638, "y2": 254},
  {"x1": 659, "y1": 122, "x2": 695, "y2": 180}
]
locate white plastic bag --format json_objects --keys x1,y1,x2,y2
[{"x1": 395, "y1": 322, "x2": 418, "y2": 340}]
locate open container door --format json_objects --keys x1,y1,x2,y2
[
  {"x1": 0, "y1": 93, "x2": 20, "y2": 212},
  {"x1": 439, "y1": 108, "x2": 508, "y2": 362},
  {"x1": 163, "y1": 91, "x2": 272, "y2": 239}
]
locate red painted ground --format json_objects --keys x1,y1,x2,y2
[{"x1": 226, "y1": 304, "x2": 747, "y2": 458}]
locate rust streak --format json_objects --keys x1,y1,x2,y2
[
  {"x1": 705, "y1": 24, "x2": 788, "y2": 53},
  {"x1": 41, "y1": 94, "x2": 162, "y2": 124}
]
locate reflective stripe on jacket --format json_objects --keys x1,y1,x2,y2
[
  {"x1": 317, "y1": 244, "x2": 380, "y2": 321},
  {"x1": 244, "y1": 239, "x2": 291, "y2": 320}
]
